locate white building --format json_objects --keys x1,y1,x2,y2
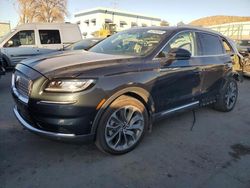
[
  {"x1": 74, "y1": 7, "x2": 162, "y2": 38},
  {"x1": 0, "y1": 21, "x2": 11, "y2": 38},
  {"x1": 207, "y1": 21, "x2": 250, "y2": 40}
]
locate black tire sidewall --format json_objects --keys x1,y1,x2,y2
[
  {"x1": 214, "y1": 78, "x2": 238, "y2": 112},
  {"x1": 95, "y1": 96, "x2": 149, "y2": 155},
  {"x1": 1, "y1": 58, "x2": 8, "y2": 69}
]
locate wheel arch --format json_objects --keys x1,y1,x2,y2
[
  {"x1": 231, "y1": 71, "x2": 243, "y2": 82},
  {"x1": 0, "y1": 53, "x2": 11, "y2": 67},
  {"x1": 219, "y1": 71, "x2": 240, "y2": 94},
  {"x1": 91, "y1": 87, "x2": 155, "y2": 135}
]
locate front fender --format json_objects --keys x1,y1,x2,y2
[
  {"x1": 90, "y1": 86, "x2": 155, "y2": 135},
  {"x1": 0, "y1": 51, "x2": 12, "y2": 67}
]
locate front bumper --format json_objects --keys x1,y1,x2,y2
[
  {"x1": 11, "y1": 63, "x2": 106, "y2": 142},
  {"x1": 13, "y1": 105, "x2": 95, "y2": 142}
]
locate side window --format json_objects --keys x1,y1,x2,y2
[
  {"x1": 39, "y1": 30, "x2": 61, "y2": 44},
  {"x1": 4, "y1": 30, "x2": 35, "y2": 47},
  {"x1": 198, "y1": 33, "x2": 224, "y2": 55},
  {"x1": 159, "y1": 32, "x2": 196, "y2": 57},
  {"x1": 222, "y1": 39, "x2": 234, "y2": 54}
]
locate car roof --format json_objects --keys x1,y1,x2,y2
[
  {"x1": 82, "y1": 37, "x2": 104, "y2": 41},
  {"x1": 129, "y1": 26, "x2": 224, "y2": 37}
]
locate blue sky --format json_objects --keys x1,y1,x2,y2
[{"x1": 1, "y1": 0, "x2": 250, "y2": 28}]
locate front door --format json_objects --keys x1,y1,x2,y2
[
  {"x1": 2, "y1": 30, "x2": 39, "y2": 65},
  {"x1": 152, "y1": 31, "x2": 202, "y2": 113}
]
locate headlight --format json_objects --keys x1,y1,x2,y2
[{"x1": 45, "y1": 79, "x2": 95, "y2": 92}]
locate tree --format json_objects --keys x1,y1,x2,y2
[
  {"x1": 17, "y1": 0, "x2": 68, "y2": 24},
  {"x1": 17, "y1": 0, "x2": 38, "y2": 23},
  {"x1": 35, "y1": 0, "x2": 68, "y2": 22}
]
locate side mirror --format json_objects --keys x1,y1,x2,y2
[
  {"x1": 158, "y1": 48, "x2": 191, "y2": 66},
  {"x1": 168, "y1": 48, "x2": 191, "y2": 60}
]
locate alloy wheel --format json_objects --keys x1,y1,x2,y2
[
  {"x1": 225, "y1": 81, "x2": 237, "y2": 109},
  {"x1": 104, "y1": 105, "x2": 144, "y2": 151}
]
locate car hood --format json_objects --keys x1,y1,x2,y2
[{"x1": 20, "y1": 50, "x2": 137, "y2": 78}]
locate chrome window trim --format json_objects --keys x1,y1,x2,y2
[
  {"x1": 153, "y1": 29, "x2": 228, "y2": 60},
  {"x1": 154, "y1": 53, "x2": 228, "y2": 61},
  {"x1": 192, "y1": 54, "x2": 229, "y2": 58}
]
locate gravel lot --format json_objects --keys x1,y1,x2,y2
[{"x1": 0, "y1": 72, "x2": 250, "y2": 188}]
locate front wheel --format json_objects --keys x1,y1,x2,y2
[
  {"x1": 1, "y1": 58, "x2": 9, "y2": 70},
  {"x1": 213, "y1": 79, "x2": 238, "y2": 112},
  {"x1": 95, "y1": 96, "x2": 148, "y2": 155}
]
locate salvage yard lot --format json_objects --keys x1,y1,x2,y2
[{"x1": 0, "y1": 72, "x2": 250, "y2": 188}]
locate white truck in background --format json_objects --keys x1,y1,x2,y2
[{"x1": 0, "y1": 23, "x2": 82, "y2": 68}]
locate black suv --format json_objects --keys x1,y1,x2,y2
[{"x1": 12, "y1": 27, "x2": 239, "y2": 154}]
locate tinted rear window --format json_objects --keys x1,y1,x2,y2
[{"x1": 198, "y1": 33, "x2": 224, "y2": 55}]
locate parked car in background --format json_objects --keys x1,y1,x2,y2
[
  {"x1": 0, "y1": 23, "x2": 82, "y2": 68},
  {"x1": 236, "y1": 39, "x2": 250, "y2": 54},
  {"x1": 0, "y1": 58, "x2": 5, "y2": 77},
  {"x1": 235, "y1": 39, "x2": 250, "y2": 76},
  {"x1": 12, "y1": 26, "x2": 240, "y2": 154},
  {"x1": 65, "y1": 38, "x2": 104, "y2": 51},
  {"x1": 224, "y1": 38, "x2": 244, "y2": 76},
  {"x1": 242, "y1": 56, "x2": 250, "y2": 77}
]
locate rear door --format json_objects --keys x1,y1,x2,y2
[
  {"x1": 196, "y1": 32, "x2": 231, "y2": 96},
  {"x1": 60, "y1": 25, "x2": 82, "y2": 46},
  {"x1": 2, "y1": 30, "x2": 38, "y2": 65}
]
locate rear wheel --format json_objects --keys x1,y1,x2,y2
[
  {"x1": 95, "y1": 96, "x2": 148, "y2": 154},
  {"x1": 213, "y1": 79, "x2": 238, "y2": 112}
]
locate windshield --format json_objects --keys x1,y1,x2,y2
[
  {"x1": 0, "y1": 30, "x2": 15, "y2": 44},
  {"x1": 237, "y1": 40, "x2": 250, "y2": 46},
  {"x1": 89, "y1": 29, "x2": 168, "y2": 56},
  {"x1": 65, "y1": 38, "x2": 102, "y2": 51}
]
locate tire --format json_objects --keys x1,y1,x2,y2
[
  {"x1": 95, "y1": 95, "x2": 148, "y2": 155},
  {"x1": 213, "y1": 78, "x2": 238, "y2": 112},
  {"x1": 1, "y1": 58, "x2": 8, "y2": 70}
]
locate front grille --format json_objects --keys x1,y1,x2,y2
[{"x1": 13, "y1": 71, "x2": 32, "y2": 99}]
